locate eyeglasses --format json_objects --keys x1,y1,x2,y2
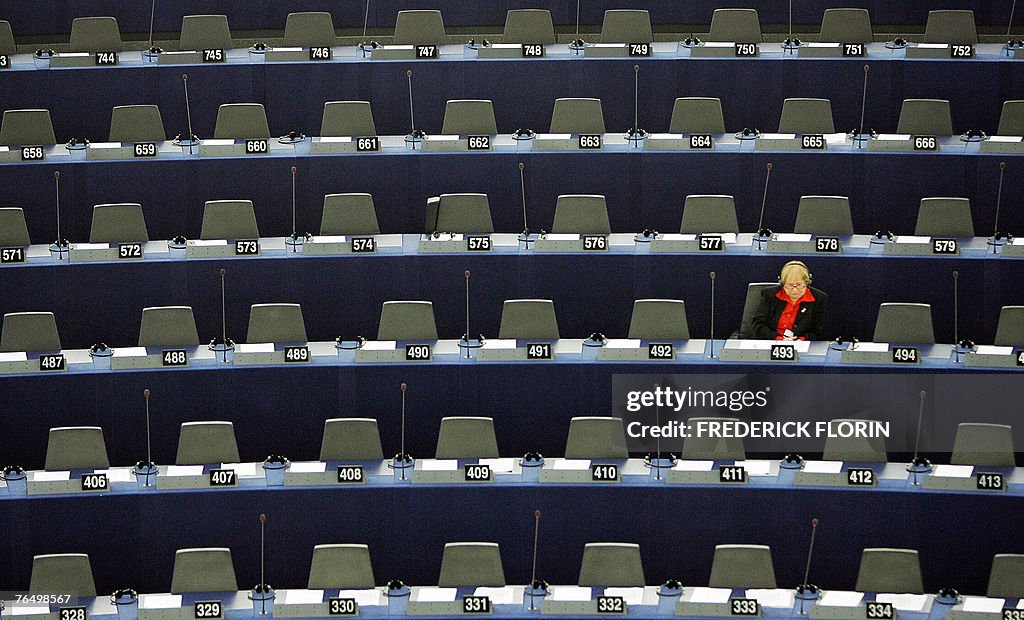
[{"x1": 783, "y1": 282, "x2": 807, "y2": 290}]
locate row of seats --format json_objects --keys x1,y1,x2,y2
[
  {"x1": 0, "y1": 9, "x2": 987, "y2": 53},
  {"x1": 6, "y1": 96, "x2": 1022, "y2": 147}
]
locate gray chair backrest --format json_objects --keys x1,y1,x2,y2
[
  {"x1": 994, "y1": 306, "x2": 1024, "y2": 346},
  {"x1": 628, "y1": 299, "x2": 690, "y2": 340},
  {"x1": 923, "y1": 10, "x2": 978, "y2": 44},
  {"x1": 794, "y1": 196, "x2": 854, "y2": 235},
  {"x1": 171, "y1": 548, "x2": 239, "y2": 593},
  {"x1": 552, "y1": 194, "x2": 611, "y2": 234},
  {"x1": 855, "y1": 548, "x2": 924, "y2": 594},
  {"x1": 951, "y1": 423, "x2": 1015, "y2": 467},
  {"x1": 600, "y1": 9, "x2": 653, "y2": 43},
  {"x1": 680, "y1": 194, "x2": 739, "y2": 234},
  {"x1": 214, "y1": 103, "x2": 270, "y2": 140},
  {"x1": 550, "y1": 98, "x2": 606, "y2": 134},
  {"x1": 247, "y1": 303, "x2": 307, "y2": 343},
  {"x1": 0, "y1": 207, "x2": 31, "y2": 246},
  {"x1": 321, "y1": 193, "x2": 380, "y2": 235},
  {"x1": 438, "y1": 542, "x2": 506, "y2": 586},
  {"x1": 110, "y1": 105, "x2": 167, "y2": 143},
  {"x1": 0, "y1": 20, "x2": 15, "y2": 54},
  {"x1": 738, "y1": 283, "x2": 777, "y2": 338},
  {"x1": 179, "y1": 15, "x2": 232, "y2": 51},
  {"x1": 393, "y1": 10, "x2": 446, "y2": 45},
  {"x1": 578, "y1": 543, "x2": 645, "y2": 587},
  {"x1": 321, "y1": 101, "x2": 376, "y2": 137},
  {"x1": 682, "y1": 417, "x2": 746, "y2": 460},
  {"x1": 498, "y1": 299, "x2": 560, "y2": 340},
  {"x1": 45, "y1": 426, "x2": 110, "y2": 470},
  {"x1": 873, "y1": 303, "x2": 935, "y2": 343},
  {"x1": 441, "y1": 100, "x2": 497, "y2": 135},
  {"x1": 819, "y1": 8, "x2": 873, "y2": 43},
  {"x1": 176, "y1": 421, "x2": 240, "y2": 465},
  {"x1": 914, "y1": 197, "x2": 974, "y2": 237},
  {"x1": 997, "y1": 100, "x2": 1024, "y2": 135},
  {"x1": 308, "y1": 544, "x2": 375, "y2": 589},
  {"x1": 139, "y1": 306, "x2": 200, "y2": 347},
  {"x1": 69, "y1": 16, "x2": 122, "y2": 52},
  {"x1": 709, "y1": 544, "x2": 777, "y2": 588},
  {"x1": 1, "y1": 312, "x2": 61, "y2": 352},
  {"x1": 897, "y1": 99, "x2": 953, "y2": 136},
  {"x1": 378, "y1": 301, "x2": 438, "y2": 341},
  {"x1": 30, "y1": 554, "x2": 97, "y2": 597},
  {"x1": 669, "y1": 97, "x2": 726, "y2": 134},
  {"x1": 502, "y1": 9, "x2": 555, "y2": 44},
  {"x1": 90, "y1": 203, "x2": 148, "y2": 243},
  {"x1": 320, "y1": 418, "x2": 384, "y2": 461},
  {"x1": 436, "y1": 416, "x2": 499, "y2": 459},
  {"x1": 988, "y1": 554, "x2": 1024, "y2": 598},
  {"x1": 823, "y1": 419, "x2": 887, "y2": 461},
  {"x1": 283, "y1": 12, "x2": 336, "y2": 48},
  {"x1": 779, "y1": 98, "x2": 835, "y2": 134},
  {"x1": 565, "y1": 417, "x2": 628, "y2": 459},
  {"x1": 709, "y1": 9, "x2": 762, "y2": 43},
  {"x1": 0, "y1": 109, "x2": 56, "y2": 146},
  {"x1": 200, "y1": 200, "x2": 259, "y2": 240},
  {"x1": 426, "y1": 193, "x2": 494, "y2": 234}
]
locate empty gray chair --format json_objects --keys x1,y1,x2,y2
[
  {"x1": 738, "y1": 283, "x2": 777, "y2": 339},
  {"x1": 45, "y1": 426, "x2": 110, "y2": 470},
  {"x1": 873, "y1": 303, "x2": 935, "y2": 343},
  {"x1": 320, "y1": 193, "x2": 380, "y2": 235},
  {"x1": 0, "y1": 109, "x2": 56, "y2": 146},
  {"x1": 377, "y1": 301, "x2": 438, "y2": 341},
  {"x1": 0, "y1": 20, "x2": 14, "y2": 54},
  {"x1": 680, "y1": 195, "x2": 739, "y2": 234},
  {"x1": 628, "y1": 299, "x2": 690, "y2": 340},
  {"x1": 89, "y1": 203, "x2": 148, "y2": 243},
  {"x1": 550, "y1": 98, "x2": 606, "y2": 134},
  {"x1": 600, "y1": 10, "x2": 653, "y2": 43},
  {"x1": 855, "y1": 548, "x2": 924, "y2": 594},
  {"x1": 709, "y1": 545, "x2": 776, "y2": 588},
  {"x1": 682, "y1": 417, "x2": 746, "y2": 460},
  {"x1": 819, "y1": 8, "x2": 873, "y2": 43},
  {"x1": 247, "y1": 303, "x2": 307, "y2": 343},
  {"x1": 498, "y1": 299, "x2": 560, "y2": 340},
  {"x1": 923, "y1": 10, "x2": 978, "y2": 44},
  {"x1": 794, "y1": 196, "x2": 854, "y2": 235},
  {"x1": 823, "y1": 419, "x2": 887, "y2": 461},
  {"x1": 179, "y1": 15, "x2": 232, "y2": 51},
  {"x1": 171, "y1": 548, "x2": 239, "y2": 594},
  {"x1": 578, "y1": 543, "x2": 645, "y2": 587},
  {"x1": 1, "y1": 312, "x2": 61, "y2": 352},
  {"x1": 283, "y1": 12, "x2": 336, "y2": 48},
  {"x1": 502, "y1": 9, "x2": 556, "y2": 44},
  {"x1": 951, "y1": 423, "x2": 1015, "y2": 467},
  {"x1": 392, "y1": 10, "x2": 446, "y2": 46},
  {"x1": 441, "y1": 100, "x2": 497, "y2": 135},
  {"x1": 552, "y1": 194, "x2": 611, "y2": 235},
  {"x1": 176, "y1": 421, "x2": 240, "y2": 465},
  {"x1": 200, "y1": 200, "x2": 259, "y2": 240},
  {"x1": 308, "y1": 544, "x2": 375, "y2": 589},
  {"x1": 897, "y1": 99, "x2": 953, "y2": 136},
  {"x1": 987, "y1": 554, "x2": 1024, "y2": 598},
  {"x1": 110, "y1": 105, "x2": 167, "y2": 143},
  {"x1": 994, "y1": 306, "x2": 1024, "y2": 346},
  {"x1": 439, "y1": 543, "x2": 506, "y2": 586},
  {"x1": 0, "y1": 207, "x2": 31, "y2": 246},
  {"x1": 139, "y1": 306, "x2": 201, "y2": 347},
  {"x1": 69, "y1": 16, "x2": 122, "y2": 52},
  {"x1": 426, "y1": 193, "x2": 494, "y2": 234},
  {"x1": 914, "y1": 197, "x2": 974, "y2": 237},
  {"x1": 565, "y1": 417, "x2": 628, "y2": 459},
  {"x1": 669, "y1": 98, "x2": 727, "y2": 134},
  {"x1": 320, "y1": 101, "x2": 376, "y2": 137},
  {"x1": 30, "y1": 554, "x2": 97, "y2": 597},
  {"x1": 708, "y1": 9, "x2": 762, "y2": 43},
  {"x1": 435, "y1": 417, "x2": 499, "y2": 459},
  {"x1": 320, "y1": 418, "x2": 384, "y2": 461},
  {"x1": 779, "y1": 98, "x2": 835, "y2": 134},
  {"x1": 997, "y1": 101, "x2": 1024, "y2": 135},
  {"x1": 214, "y1": 103, "x2": 270, "y2": 140}
]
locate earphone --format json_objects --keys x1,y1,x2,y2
[{"x1": 778, "y1": 260, "x2": 812, "y2": 285}]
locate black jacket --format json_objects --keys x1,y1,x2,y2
[{"x1": 749, "y1": 286, "x2": 829, "y2": 341}]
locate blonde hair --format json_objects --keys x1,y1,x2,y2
[{"x1": 780, "y1": 260, "x2": 810, "y2": 284}]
